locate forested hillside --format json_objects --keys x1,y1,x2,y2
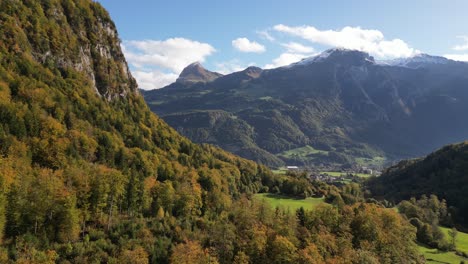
[
  {"x1": 0, "y1": 0, "x2": 422, "y2": 262},
  {"x1": 368, "y1": 141, "x2": 468, "y2": 230}
]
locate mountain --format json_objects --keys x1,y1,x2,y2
[
  {"x1": 367, "y1": 141, "x2": 468, "y2": 229},
  {"x1": 142, "y1": 49, "x2": 468, "y2": 168},
  {"x1": 0, "y1": 1, "x2": 426, "y2": 262},
  {"x1": 176, "y1": 61, "x2": 223, "y2": 84},
  {"x1": 0, "y1": 0, "x2": 273, "y2": 261}
]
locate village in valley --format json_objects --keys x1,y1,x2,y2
[{"x1": 284, "y1": 165, "x2": 381, "y2": 184}]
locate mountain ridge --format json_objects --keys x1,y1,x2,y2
[{"x1": 143, "y1": 48, "x2": 468, "y2": 167}]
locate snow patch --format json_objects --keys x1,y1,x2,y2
[
  {"x1": 379, "y1": 54, "x2": 450, "y2": 68},
  {"x1": 285, "y1": 48, "x2": 373, "y2": 68}
]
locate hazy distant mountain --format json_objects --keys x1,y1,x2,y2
[{"x1": 143, "y1": 48, "x2": 468, "y2": 168}]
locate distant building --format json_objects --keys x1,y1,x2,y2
[
  {"x1": 360, "y1": 166, "x2": 373, "y2": 175},
  {"x1": 309, "y1": 173, "x2": 338, "y2": 183},
  {"x1": 286, "y1": 166, "x2": 299, "y2": 170}
]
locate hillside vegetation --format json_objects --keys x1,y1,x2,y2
[
  {"x1": 368, "y1": 141, "x2": 468, "y2": 229},
  {"x1": 0, "y1": 0, "x2": 424, "y2": 263}
]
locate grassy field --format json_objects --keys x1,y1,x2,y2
[
  {"x1": 418, "y1": 245, "x2": 466, "y2": 264},
  {"x1": 320, "y1": 171, "x2": 372, "y2": 178},
  {"x1": 254, "y1": 193, "x2": 325, "y2": 211},
  {"x1": 277, "y1": 145, "x2": 328, "y2": 159},
  {"x1": 271, "y1": 168, "x2": 288, "y2": 175},
  {"x1": 441, "y1": 227, "x2": 468, "y2": 253},
  {"x1": 355, "y1": 156, "x2": 387, "y2": 167},
  {"x1": 418, "y1": 227, "x2": 468, "y2": 263},
  {"x1": 320, "y1": 171, "x2": 343, "y2": 177}
]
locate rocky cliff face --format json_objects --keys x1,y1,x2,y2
[
  {"x1": 71, "y1": 18, "x2": 136, "y2": 100},
  {"x1": 1, "y1": 0, "x2": 137, "y2": 100}
]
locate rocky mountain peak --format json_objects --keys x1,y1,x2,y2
[
  {"x1": 243, "y1": 66, "x2": 263, "y2": 78},
  {"x1": 176, "y1": 62, "x2": 223, "y2": 84}
]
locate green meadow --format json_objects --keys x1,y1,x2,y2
[
  {"x1": 254, "y1": 193, "x2": 325, "y2": 211},
  {"x1": 271, "y1": 168, "x2": 288, "y2": 175},
  {"x1": 277, "y1": 145, "x2": 329, "y2": 159},
  {"x1": 418, "y1": 245, "x2": 466, "y2": 264},
  {"x1": 418, "y1": 227, "x2": 468, "y2": 263},
  {"x1": 441, "y1": 226, "x2": 468, "y2": 253}
]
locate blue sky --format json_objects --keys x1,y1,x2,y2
[{"x1": 98, "y1": 0, "x2": 468, "y2": 89}]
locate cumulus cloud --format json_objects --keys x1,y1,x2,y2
[
  {"x1": 443, "y1": 36, "x2": 468, "y2": 62},
  {"x1": 273, "y1": 24, "x2": 417, "y2": 59},
  {"x1": 257, "y1": 30, "x2": 275, "y2": 42},
  {"x1": 232, "y1": 37, "x2": 266, "y2": 53},
  {"x1": 122, "y1": 38, "x2": 216, "y2": 89},
  {"x1": 264, "y1": 41, "x2": 316, "y2": 69},
  {"x1": 281, "y1": 42, "x2": 314, "y2": 54},
  {"x1": 131, "y1": 70, "x2": 179, "y2": 90},
  {"x1": 123, "y1": 38, "x2": 216, "y2": 72},
  {"x1": 444, "y1": 54, "x2": 468, "y2": 62},
  {"x1": 453, "y1": 36, "x2": 468, "y2": 51},
  {"x1": 215, "y1": 59, "x2": 256, "y2": 74},
  {"x1": 264, "y1": 53, "x2": 311, "y2": 69}
]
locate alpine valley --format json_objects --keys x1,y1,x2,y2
[
  {"x1": 1, "y1": 0, "x2": 468, "y2": 263},
  {"x1": 143, "y1": 49, "x2": 468, "y2": 168}
]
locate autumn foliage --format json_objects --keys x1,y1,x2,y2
[{"x1": 0, "y1": 0, "x2": 423, "y2": 263}]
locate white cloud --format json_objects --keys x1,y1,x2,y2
[
  {"x1": 444, "y1": 54, "x2": 468, "y2": 62},
  {"x1": 123, "y1": 38, "x2": 215, "y2": 72},
  {"x1": 215, "y1": 59, "x2": 255, "y2": 74},
  {"x1": 453, "y1": 36, "x2": 468, "y2": 51},
  {"x1": 232, "y1": 37, "x2": 266, "y2": 53},
  {"x1": 281, "y1": 42, "x2": 314, "y2": 54},
  {"x1": 264, "y1": 53, "x2": 310, "y2": 69},
  {"x1": 132, "y1": 70, "x2": 178, "y2": 90},
  {"x1": 273, "y1": 24, "x2": 417, "y2": 59},
  {"x1": 264, "y1": 41, "x2": 316, "y2": 69},
  {"x1": 442, "y1": 36, "x2": 468, "y2": 62},
  {"x1": 122, "y1": 38, "x2": 216, "y2": 89},
  {"x1": 257, "y1": 30, "x2": 275, "y2": 41}
]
